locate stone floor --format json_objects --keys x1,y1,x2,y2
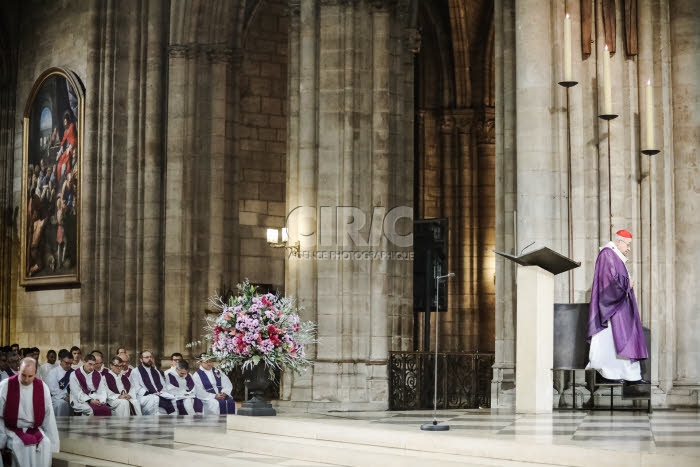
[{"x1": 54, "y1": 408, "x2": 700, "y2": 466}]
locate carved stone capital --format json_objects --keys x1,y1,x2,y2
[
  {"x1": 404, "y1": 28, "x2": 421, "y2": 54},
  {"x1": 288, "y1": 0, "x2": 300, "y2": 16},
  {"x1": 168, "y1": 45, "x2": 189, "y2": 59},
  {"x1": 205, "y1": 45, "x2": 236, "y2": 64},
  {"x1": 440, "y1": 115, "x2": 455, "y2": 134},
  {"x1": 449, "y1": 109, "x2": 475, "y2": 134},
  {"x1": 476, "y1": 119, "x2": 495, "y2": 144}
]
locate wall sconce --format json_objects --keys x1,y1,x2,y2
[{"x1": 266, "y1": 227, "x2": 300, "y2": 257}]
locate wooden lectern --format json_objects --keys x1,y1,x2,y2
[{"x1": 495, "y1": 247, "x2": 580, "y2": 414}]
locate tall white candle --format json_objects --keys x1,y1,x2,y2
[
  {"x1": 646, "y1": 80, "x2": 654, "y2": 149},
  {"x1": 603, "y1": 45, "x2": 612, "y2": 114},
  {"x1": 564, "y1": 14, "x2": 572, "y2": 81}
]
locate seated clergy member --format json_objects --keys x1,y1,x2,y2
[
  {"x1": 166, "y1": 360, "x2": 202, "y2": 415},
  {"x1": 0, "y1": 358, "x2": 60, "y2": 467},
  {"x1": 117, "y1": 348, "x2": 134, "y2": 377},
  {"x1": 192, "y1": 354, "x2": 236, "y2": 414},
  {"x1": 70, "y1": 346, "x2": 82, "y2": 370},
  {"x1": 130, "y1": 350, "x2": 176, "y2": 415},
  {"x1": 103, "y1": 356, "x2": 141, "y2": 416},
  {"x1": 90, "y1": 350, "x2": 107, "y2": 376},
  {"x1": 1, "y1": 352, "x2": 20, "y2": 381},
  {"x1": 69, "y1": 354, "x2": 111, "y2": 416},
  {"x1": 45, "y1": 349, "x2": 73, "y2": 417},
  {"x1": 37, "y1": 349, "x2": 58, "y2": 381},
  {"x1": 164, "y1": 352, "x2": 183, "y2": 378}
]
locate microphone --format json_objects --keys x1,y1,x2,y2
[
  {"x1": 520, "y1": 241, "x2": 535, "y2": 256},
  {"x1": 437, "y1": 273, "x2": 455, "y2": 280}
]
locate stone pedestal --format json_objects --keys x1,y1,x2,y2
[{"x1": 515, "y1": 265, "x2": 554, "y2": 413}]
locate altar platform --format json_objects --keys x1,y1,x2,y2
[{"x1": 52, "y1": 408, "x2": 700, "y2": 467}]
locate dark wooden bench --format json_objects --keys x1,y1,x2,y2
[{"x1": 553, "y1": 303, "x2": 651, "y2": 412}]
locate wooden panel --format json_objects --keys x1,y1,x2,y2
[
  {"x1": 581, "y1": 0, "x2": 593, "y2": 56},
  {"x1": 624, "y1": 0, "x2": 638, "y2": 56}
]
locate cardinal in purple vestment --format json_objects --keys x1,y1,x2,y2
[{"x1": 586, "y1": 229, "x2": 648, "y2": 382}]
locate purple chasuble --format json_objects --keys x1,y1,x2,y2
[
  {"x1": 587, "y1": 247, "x2": 648, "y2": 361},
  {"x1": 196, "y1": 369, "x2": 235, "y2": 414},
  {"x1": 3, "y1": 376, "x2": 45, "y2": 445},
  {"x1": 137, "y1": 365, "x2": 175, "y2": 414},
  {"x1": 74, "y1": 368, "x2": 111, "y2": 416}
]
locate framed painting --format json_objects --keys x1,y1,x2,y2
[{"x1": 20, "y1": 68, "x2": 84, "y2": 287}]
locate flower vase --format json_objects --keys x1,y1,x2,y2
[{"x1": 237, "y1": 363, "x2": 277, "y2": 416}]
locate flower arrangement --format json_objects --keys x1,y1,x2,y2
[{"x1": 199, "y1": 280, "x2": 316, "y2": 380}]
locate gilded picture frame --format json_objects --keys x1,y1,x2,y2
[{"x1": 20, "y1": 68, "x2": 84, "y2": 287}]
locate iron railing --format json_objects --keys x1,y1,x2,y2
[{"x1": 389, "y1": 351, "x2": 494, "y2": 410}]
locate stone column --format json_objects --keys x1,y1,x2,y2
[
  {"x1": 284, "y1": 0, "x2": 318, "y2": 403},
  {"x1": 0, "y1": 26, "x2": 17, "y2": 344},
  {"x1": 438, "y1": 115, "x2": 457, "y2": 349},
  {"x1": 492, "y1": 0, "x2": 516, "y2": 408},
  {"x1": 476, "y1": 117, "x2": 496, "y2": 352},
  {"x1": 514, "y1": 0, "x2": 556, "y2": 250},
  {"x1": 455, "y1": 116, "x2": 474, "y2": 350},
  {"x1": 670, "y1": 0, "x2": 700, "y2": 386}
]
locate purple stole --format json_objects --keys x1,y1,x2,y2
[
  {"x1": 104, "y1": 372, "x2": 136, "y2": 415},
  {"x1": 58, "y1": 368, "x2": 73, "y2": 391},
  {"x1": 103, "y1": 372, "x2": 131, "y2": 395},
  {"x1": 137, "y1": 365, "x2": 175, "y2": 414},
  {"x1": 168, "y1": 373, "x2": 203, "y2": 414},
  {"x1": 196, "y1": 369, "x2": 235, "y2": 414},
  {"x1": 3, "y1": 376, "x2": 45, "y2": 445},
  {"x1": 5, "y1": 368, "x2": 14, "y2": 377},
  {"x1": 74, "y1": 368, "x2": 111, "y2": 416}
]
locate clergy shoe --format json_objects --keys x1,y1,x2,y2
[
  {"x1": 631, "y1": 379, "x2": 650, "y2": 384},
  {"x1": 596, "y1": 372, "x2": 623, "y2": 384}
]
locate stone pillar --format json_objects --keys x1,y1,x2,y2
[
  {"x1": 514, "y1": 0, "x2": 556, "y2": 251},
  {"x1": 438, "y1": 115, "x2": 457, "y2": 349},
  {"x1": 283, "y1": 0, "x2": 406, "y2": 410},
  {"x1": 492, "y1": 0, "x2": 516, "y2": 408},
  {"x1": 670, "y1": 0, "x2": 700, "y2": 386},
  {"x1": 0, "y1": 23, "x2": 17, "y2": 344},
  {"x1": 476, "y1": 117, "x2": 496, "y2": 352},
  {"x1": 284, "y1": 0, "x2": 318, "y2": 403}
]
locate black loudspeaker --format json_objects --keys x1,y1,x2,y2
[
  {"x1": 413, "y1": 219, "x2": 448, "y2": 313},
  {"x1": 553, "y1": 303, "x2": 590, "y2": 370}
]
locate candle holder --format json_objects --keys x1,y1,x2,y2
[
  {"x1": 598, "y1": 114, "x2": 618, "y2": 238},
  {"x1": 641, "y1": 149, "x2": 660, "y2": 326},
  {"x1": 559, "y1": 80, "x2": 578, "y2": 303},
  {"x1": 558, "y1": 81, "x2": 578, "y2": 88}
]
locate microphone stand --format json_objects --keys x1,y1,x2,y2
[{"x1": 420, "y1": 272, "x2": 455, "y2": 431}]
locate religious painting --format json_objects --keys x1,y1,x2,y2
[{"x1": 20, "y1": 68, "x2": 84, "y2": 287}]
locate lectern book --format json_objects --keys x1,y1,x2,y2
[{"x1": 494, "y1": 247, "x2": 580, "y2": 276}]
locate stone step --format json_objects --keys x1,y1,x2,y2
[
  {"x1": 175, "y1": 427, "x2": 552, "y2": 467},
  {"x1": 170, "y1": 415, "x2": 700, "y2": 467},
  {"x1": 52, "y1": 451, "x2": 130, "y2": 467}
]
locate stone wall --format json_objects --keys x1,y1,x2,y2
[
  {"x1": 236, "y1": 0, "x2": 289, "y2": 291},
  {"x1": 9, "y1": 1, "x2": 91, "y2": 352}
]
